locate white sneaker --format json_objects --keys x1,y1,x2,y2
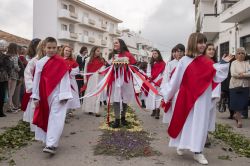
[
  {"x1": 176, "y1": 149, "x2": 184, "y2": 156},
  {"x1": 193, "y1": 153, "x2": 208, "y2": 165}
]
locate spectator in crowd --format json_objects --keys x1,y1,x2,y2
[
  {"x1": 76, "y1": 46, "x2": 88, "y2": 100},
  {"x1": 0, "y1": 40, "x2": 12, "y2": 117},
  {"x1": 12, "y1": 45, "x2": 25, "y2": 110},
  {"x1": 26, "y1": 38, "x2": 41, "y2": 62},
  {"x1": 6, "y1": 43, "x2": 21, "y2": 112},
  {"x1": 229, "y1": 47, "x2": 250, "y2": 128}
]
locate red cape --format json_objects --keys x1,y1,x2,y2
[
  {"x1": 33, "y1": 55, "x2": 69, "y2": 132},
  {"x1": 142, "y1": 61, "x2": 166, "y2": 96},
  {"x1": 86, "y1": 57, "x2": 105, "y2": 82},
  {"x1": 64, "y1": 58, "x2": 79, "y2": 69},
  {"x1": 168, "y1": 55, "x2": 216, "y2": 138}
]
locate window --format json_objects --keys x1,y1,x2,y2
[
  {"x1": 69, "y1": 24, "x2": 75, "y2": 33},
  {"x1": 62, "y1": 4, "x2": 67, "y2": 10},
  {"x1": 220, "y1": 41, "x2": 229, "y2": 60},
  {"x1": 98, "y1": 34, "x2": 103, "y2": 39},
  {"x1": 69, "y1": 5, "x2": 75, "y2": 13},
  {"x1": 83, "y1": 30, "x2": 89, "y2": 36},
  {"x1": 61, "y1": 24, "x2": 68, "y2": 31},
  {"x1": 241, "y1": 35, "x2": 250, "y2": 56},
  {"x1": 83, "y1": 12, "x2": 89, "y2": 18}
]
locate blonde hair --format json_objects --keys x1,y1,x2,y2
[{"x1": 36, "y1": 40, "x2": 46, "y2": 60}]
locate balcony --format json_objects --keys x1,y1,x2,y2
[
  {"x1": 101, "y1": 23, "x2": 107, "y2": 30},
  {"x1": 109, "y1": 29, "x2": 122, "y2": 37},
  {"x1": 88, "y1": 36, "x2": 95, "y2": 43},
  {"x1": 88, "y1": 18, "x2": 96, "y2": 25},
  {"x1": 79, "y1": 17, "x2": 107, "y2": 32},
  {"x1": 101, "y1": 39, "x2": 107, "y2": 46},
  {"x1": 201, "y1": 14, "x2": 220, "y2": 41},
  {"x1": 58, "y1": 9, "x2": 80, "y2": 23},
  {"x1": 79, "y1": 35, "x2": 108, "y2": 48},
  {"x1": 58, "y1": 31, "x2": 79, "y2": 42},
  {"x1": 220, "y1": 0, "x2": 250, "y2": 23}
]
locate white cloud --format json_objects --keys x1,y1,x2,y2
[{"x1": 0, "y1": 0, "x2": 33, "y2": 39}]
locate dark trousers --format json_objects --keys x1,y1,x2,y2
[{"x1": 0, "y1": 81, "x2": 7, "y2": 114}]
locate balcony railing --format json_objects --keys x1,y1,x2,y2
[
  {"x1": 58, "y1": 9, "x2": 80, "y2": 23},
  {"x1": 88, "y1": 19, "x2": 96, "y2": 25},
  {"x1": 88, "y1": 36, "x2": 95, "y2": 43},
  {"x1": 101, "y1": 40, "x2": 107, "y2": 46}
]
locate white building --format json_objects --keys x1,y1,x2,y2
[
  {"x1": 33, "y1": 0, "x2": 122, "y2": 59},
  {"x1": 194, "y1": 0, "x2": 250, "y2": 58},
  {"x1": 121, "y1": 29, "x2": 153, "y2": 62}
]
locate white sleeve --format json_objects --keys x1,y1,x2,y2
[
  {"x1": 84, "y1": 58, "x2": 89, "y2": 83},
  {"x1": 70, "y1": 66, "x2": 80, "y2": 76},
  {"x1": 160, "y1": 60, "x2": 184, "y2": 102},
  {"x1": 212, "y1": 84, "x2": 221, "y2": 98},
  {"x1": 213, "y1": 63, "x2": 230, "y2": 83},
  {"x1": 58, "y1": 72, "x2": 73, "y2": 101},
  {"x1": 31, "y1": 63, "x2": 41, "y2": 100},
  {"x1": 146, "y1": 63, "x2": 151, "y2": 77},
  {"x1": 24, "y1": 61, "x2": 35, "y2": 93}
]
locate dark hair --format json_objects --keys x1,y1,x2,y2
[
  {"x1": 186, "y1": 32, "x2": 207, "y2": 58},
  {"x1": 26, "y1": 38, "x2": 41, "y2": 58},
  {"x1": 80, "y1": 46, "x2": 88, "y2": 54},
  {"x1": 175, "y1": 43, "x2": 185, "y2": 52},
  {"x1": 170, "y1": 47, "x2": 177, "y2": 61},
  {"x1": 7, "y1": 43, "x2": 18, "y2": 55},
  {"x1": 108, "y1": 52, "x2": 114, "y2": 60},
  {"x1": 44, "y1": 37, "x2": 57, "y2": 45},
  {"x1": 204, "y1": 43, "x2": 217, "y2": 62},
  {"x1": 150, "y1": 49, "x2": 164, "y2": 67},
  {"x1": 113, "y1": 38, "x2": 129, "y2": 54}
]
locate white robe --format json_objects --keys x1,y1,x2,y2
[
  {"x1": 82, "y1": 57, "x2": 105, "y2": 114},
  {"x1": 146, "y1": 63, "x2": 164, "y2": 110},
  {"x1": 161, "y1": 59, "x2": 179, "y2": 124},
  {"x1": 160, "y1": 56, "x2": 229, "y2": 152},
  {"x1": 31, "y1": 56, "x2": 73, "y2": 147},
  {"x1": 23, "y1": 57, "x2": 38, "y2": 132},
  {"x1": 110, "y1": 66, "x2": 135, "y2": 104},
  {"x1": 67, "y1": 66, "x2": 81, "y2": 109}
]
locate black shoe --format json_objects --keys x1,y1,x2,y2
[
  {"x1": 205, "y1": 142, "x2": 211, "y2": 148},
  {"x1": 103, "y1": 101, "x2": 107, "y2": 106},
  {"x1": 155, "y1": 109, "x2": 160, "y2": 119},
  {"x1": 112, "y1": 119, "x2": 120, "y2": 128},
  {"x1": 141, "y1": 100, "x2": 146, "y2": 108},
  {"x1": 43, "y1": 146, "x2": 56, "y2": 154},
  {"x1": 88, "y1": 112, "x2": 93, "y2": 115},
  {"x1": 0, "y1": 113, "x2": 6, "y2": 117},
  {"x1": 151, "y1": 109, "x2": 156, "y2": 117},
  {"x1": 100, "y1": 102, "x2": 102, "y2": 106},
  {"x1": 121, "y1": 117, "x2": 128, "y2": 126}
]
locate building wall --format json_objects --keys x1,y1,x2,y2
[
  {"x1": 33, "y1": 0, "x2": 58, "y2": 38},
  {"x1": 195, "y1": 0, "x2": 250, "y2": 56},
  {"x1": 33, "y1": 0, "x2": 121, "y2": 59}
]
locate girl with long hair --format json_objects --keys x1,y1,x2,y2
[
  {"x1": 82, "y1": 46, "x2": 106, "y2": 117},
  {"x1": 60, "y1": 46, "x2": 80, "y2": 112},
  {"x1": 110, "y1": 38, "x2": 137, "y2": 128},
  {"x1": 145, "y1": 49, "x2": 166, "y2": 119},
  {"x1": 160, "y1": 33, "x2": 233, "y2": 164}
]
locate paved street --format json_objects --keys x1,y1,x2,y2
[{"x1": 0, "y1": 106, "x2": 250, "y2": 166}]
